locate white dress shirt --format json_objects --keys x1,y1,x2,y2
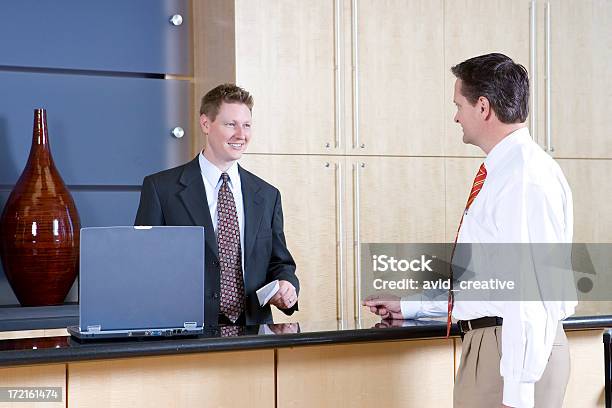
[
  {"x1": 198, "y1": 152, "x2": 245, "y2": 273},
  {"x1": 400, "y1": 127, "x2": 576, "y2": 407}
]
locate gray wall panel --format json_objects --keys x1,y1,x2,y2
[
  {"x1": 0, "y1": 71, "x2": 192, "y2": 186},
  {"x1": 71, "y1": 190, "x2": 142, "y2": 228},
  {"x1": 0, "y1": 0, "x2": 190, "y2": 75}
]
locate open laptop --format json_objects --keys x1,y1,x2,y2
[{"x1": 68, "y1": 226, "x2": 205, "y2": 340}]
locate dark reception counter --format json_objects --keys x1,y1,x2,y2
[
  {"x1": 0, "y1": 313, "x2": 608, "y2": 407},
  {"x1": 0, "y1": 315, "x2": 610, "y2": 367}
]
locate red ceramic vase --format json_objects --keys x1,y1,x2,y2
[{"x1": 0, "y1": 109, "x2": 80, "y2": 306}]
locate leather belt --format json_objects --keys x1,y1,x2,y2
[{"x1": 457, "y1": 316, "x2": 503, "y2": 334}]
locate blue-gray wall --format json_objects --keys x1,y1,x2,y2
[{"x1": 0, "y1": 0, "x2": 192, "y2": 305}]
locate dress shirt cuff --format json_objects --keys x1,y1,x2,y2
[
  {"x1": 503, "y1": 378, "x2": 534, "y2": 408},
  {"x1": 400, "y1": 296, "x2": 421, "y2": 319}
]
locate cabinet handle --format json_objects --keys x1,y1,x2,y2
[
  {"x1": 353, "y1": 162, "x2": 364, "y2": 321},
  {"x1": 529, "y1": 0, "x2": 537, "y2": 142},
  {"x1": 335, "y1": 162, "x2": 345, "y2": 324},
  {"x1": 334, "y1": 0, "x2": 342, "y2": 150},
  {"x1": 545, "y1": 2, "x2": 554, "y2": 152},
  {"x1": 351, "y1": 0, "x2": 363, "y2": 150},
  {"x1": 169, "y1": 14, "x2": 183, "y2": 26},
  {"x1": 171, "y1": 127, "x2": 185, "y2": 139}
]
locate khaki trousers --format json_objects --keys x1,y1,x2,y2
[{"x1": 454, "y1": 323, "x2": 569, "y2": 408}]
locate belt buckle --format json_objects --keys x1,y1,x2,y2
[{"x1": 467, "y1": 320, "x2": 472, "y2": 331}]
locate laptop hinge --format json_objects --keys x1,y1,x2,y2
[
  {"x1": 87, "y1": 325, "x2": 101, "y2": 333},
  {"x1": 184, "y1": 322, "x2": 197, "y2": 329}
]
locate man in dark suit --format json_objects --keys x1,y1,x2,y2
[{"x1": 135, "y1": 84, "x2": 299, "y2": 326}]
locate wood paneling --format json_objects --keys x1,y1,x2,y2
[
  {"x1": 277, "y1": 339, "x2": 455, "y2": 407},
  {"x1": 355, "y1": 0, "x2": 444, "y2": 156},
  {"x1": 240, "y1": 154, "x2": 345, "y2": 323},
  {"x1": 235, "y1": 0, "x2": 337, "y2": 154},
  {"x1": 0, "y1": 364, "x2": 65, "y2": 408},
  {"x1": 68, "y1": 350, "x2": 274, "y2": 408},
  {"x1": 549, "y1": 0, "x2": 612, "y2": 158}
]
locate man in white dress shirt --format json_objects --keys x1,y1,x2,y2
[{"x1": 364, "y1": 53, "x2": 575, "y2": 407}]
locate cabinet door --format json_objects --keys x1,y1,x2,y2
[
  {"x1": 277, "y1": 341, "x2": 455, "y2": 407},
  {"x1": 444, "y1": 0, "x2": 531, "y2": 156},
  {"x1": 234, "y1": 1, "x2": 338, "y2": 155},
  {"x1": 548, "y1": 0, "x2": 612, "y2": 158},
  {"x1": 351, "y1": 157, "x2": 446, "y2": 321},
  {"x1": 0, "y1": 72, "x2": 191, "y2": 186},
  {"x1": 355, "y1": 0, "x2": 445, "y2": 156},
  {"x1": 0, "y1": 0, "x2": 191, "y2": 75},
  {"x1": 558, "y1": 159, "x2": 612, "y2": 243},
  {"x1": 239, "y1": 154, "x2": 346, "y2": 323}
]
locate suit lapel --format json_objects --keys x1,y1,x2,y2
[
  {"x1": 178, "y1": 157, "x2": 218, "y2": 259},
  {"x1": 240, "y1": 166, "x2": 264, "y2": 266}
]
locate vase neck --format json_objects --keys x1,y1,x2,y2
[{"x1": 33, "y1": 108, "x2": 50, "y2": 148}]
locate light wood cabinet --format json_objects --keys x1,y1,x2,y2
[
  {"x1": 240, "y1": 154, "x2": 347, "y2": 323},
  {"x1": 194, "y1": 0, "x2": 612, "y2": 324},
  {"x1": 547, "y1": 0, "x2": 612, "y2": 158},
  {"x1": 347, "y1": 157, "x2": 446, "y2": 320},
  {"x1": 0, "y1": 364, "x2": 66, "y2": 408},
  {"x1": 195, "y1": 0, "x2": 340, "y2": 155},
  {"x1": 354, "y1": 0, "x2": 445, "y2": 156},
  {"x1": 558, "y1": 159, "x2": 612, "y2": 243},
  {"x1": 352, "y1": 157, "x2": 446, "y2": 244},
  {"x1": 235, "y1": 0, "x2": 339, "y2": 155},
  {"x1": 240, "y1": 155, "x2": 446, "y2": 323},
  {"x1": 277, "y1": 339, "x2": 455, "y2": 407},
  {"x1": 563, "y1": 330, "x2": 606, "y2": 407},
  {"x1": 193, "y1": 0, "x2": 547, "y2": 158},
  {"x1": 68, "y1": 351, "x2": 274, "y2": 408}
]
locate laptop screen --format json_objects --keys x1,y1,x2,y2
[{"x1": 79, "y1": 226, "x2": 205, "y2": 332}]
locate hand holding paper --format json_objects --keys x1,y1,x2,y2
[
  {"x1": 265, "y1": 280, "x2": 297, "y2": 310},
  {"x1": 257, "y1": 280, "x2": 280, "y2": 307}
]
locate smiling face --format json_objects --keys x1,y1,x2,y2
[{"x1": 200, "y1": 102, "x2": 252, "y2": 171}]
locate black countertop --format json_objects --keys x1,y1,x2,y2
[
  {"x1": 0, "y1": 315, "x2": 611, "y2": 367},
  {"x1": 0, "y1": 304, "x2": 78, "y2": 332}
]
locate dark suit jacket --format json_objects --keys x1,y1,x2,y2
[{"x1": 134, "y1": 156, "x2": 299, "y2": 325}]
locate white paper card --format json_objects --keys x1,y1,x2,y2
[{"x1": 256, "y1": 280, "x2": 280, "y2": 306}]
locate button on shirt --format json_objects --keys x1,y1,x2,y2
[
  {"x1": 400, "y1": 127, "x2": 576, "y2": 407},
  {"x1": 198, "y1": 153, "x2": 245, "y2": 274}
]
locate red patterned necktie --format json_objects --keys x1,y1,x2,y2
[
  {"x1": 217, "y1": 172, "x2": 245, "y2": 323},
  {"x1": 220, "y1": 325, "x2": 245, "y2": 337},
  {"x1": 446, "y1": 163, "x2": 487, "y2": 337}
]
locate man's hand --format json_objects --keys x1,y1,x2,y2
[
  {"x1": 269, "y1": 280, "x2": 297, "y2": 310},
  {"x1": 363, "y1": 294, "x2": 404, "y2": 320}
]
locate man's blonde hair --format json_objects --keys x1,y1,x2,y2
[{"x1": 199, "y1": 84, "x2": 254, "y2": 120}]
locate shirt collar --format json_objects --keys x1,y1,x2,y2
[
  {"x1": 483, "y1": 127, "x2": 531, "y2": 173},
  {"x1": 198, "y1": 152, "x2": 241, "y2": 190}
]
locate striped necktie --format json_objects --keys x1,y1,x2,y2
[{"x1": 446, "y1": 163, "x2": 487, "y2": 337}]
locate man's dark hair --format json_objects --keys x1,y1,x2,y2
[
  {"x1": 451, "y1": 53, "x2": 529, "y2": 124},
  {"x1": 200, "y1": 83, "x2": 254, "y2": 120}
]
